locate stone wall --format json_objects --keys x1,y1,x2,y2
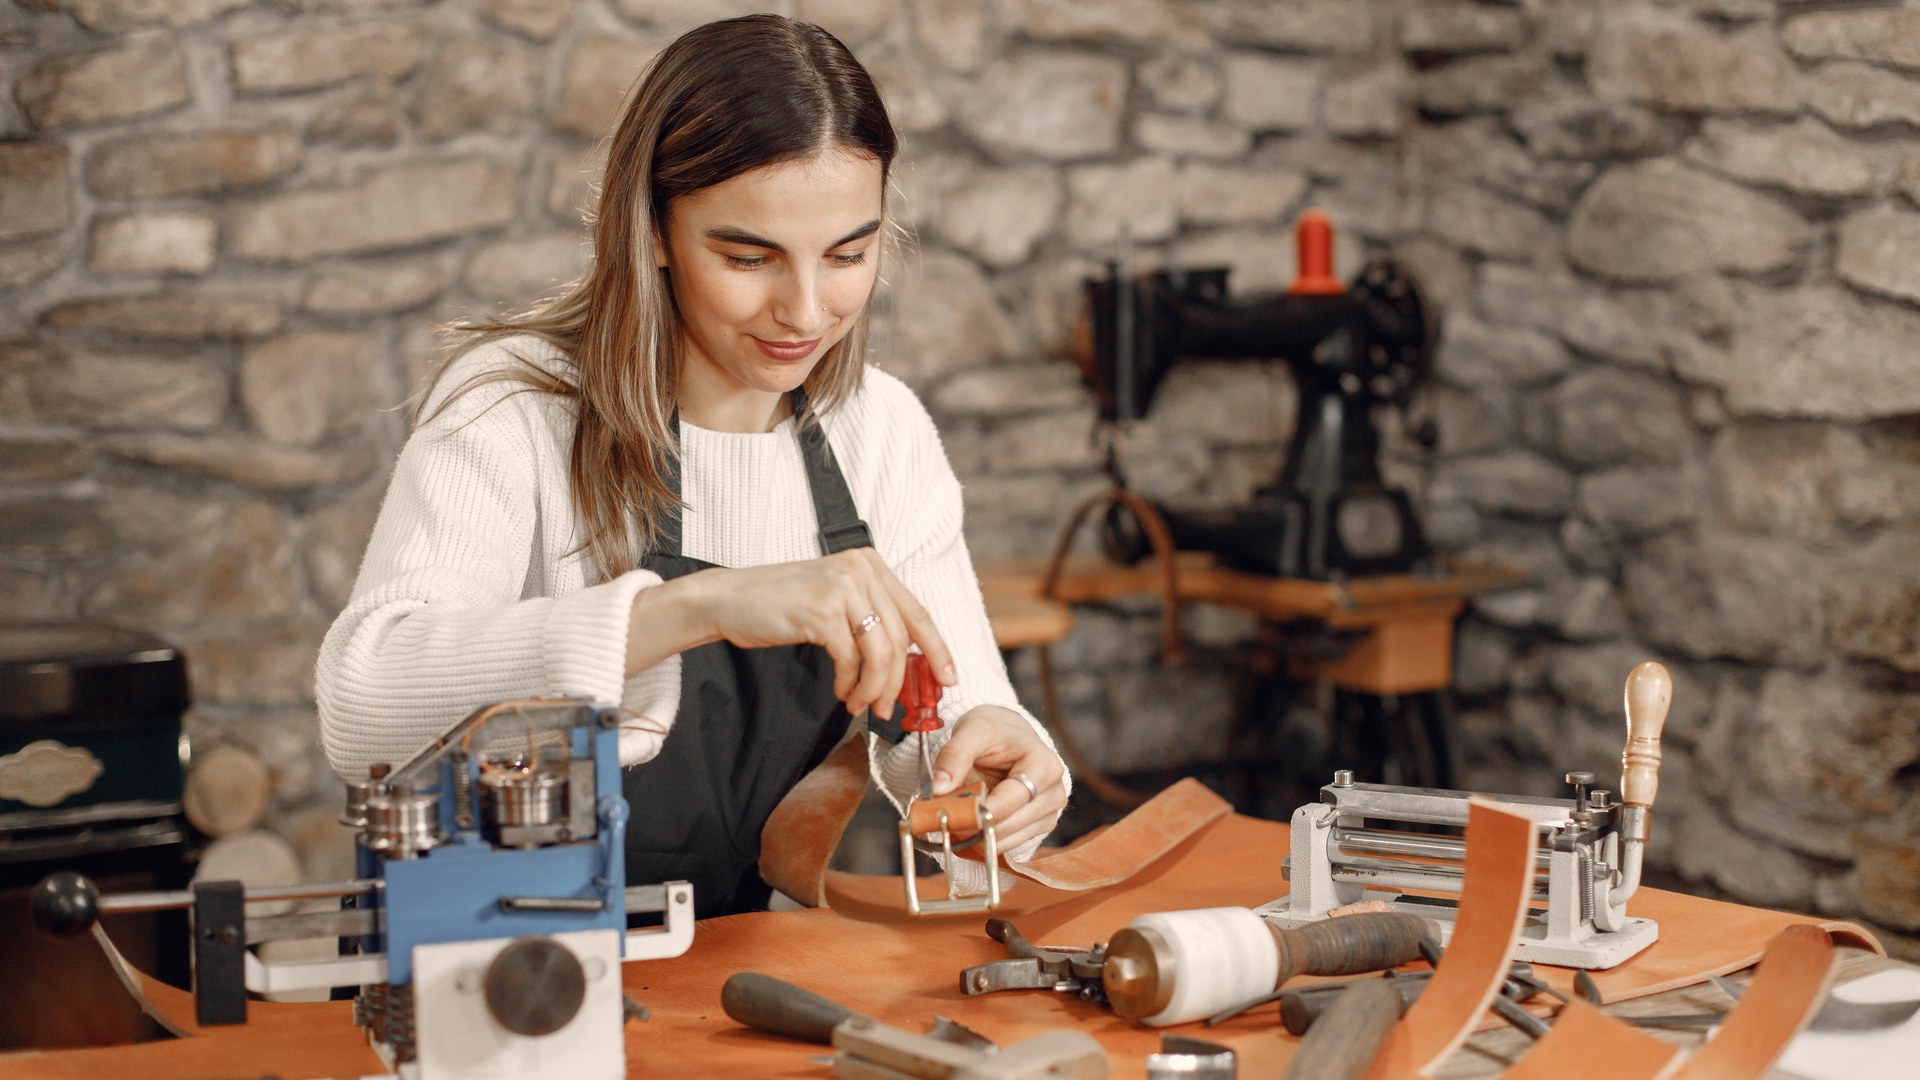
[{"x1": 2, "y1": 0, "x2": 1916, "y2": 955}]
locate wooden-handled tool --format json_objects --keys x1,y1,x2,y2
[
  {"x1": 1103, "y1": 908, "x2": 1436, "y2": 1025},
  {"x1": 721, "y1": 972, "x2": 1111, "y2": 1079},
  {"x1": 1621, "y1": 660, "x2": 1670, "y2": 813},
  {"x1": 1278, "y1": 979, "x2": 1406, "y2": 1080}
]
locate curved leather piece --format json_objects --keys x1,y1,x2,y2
[
  {"x1": 1668, "y1": 924, "x2": 1838, "y2": 1080},
  {"x1": 1498, "y1": 1000, "x2": 1681, "y2": 1080},
  {"x1": 1362, "y1": 797, "x2": 1539, "y2": 1079}
]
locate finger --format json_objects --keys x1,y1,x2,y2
[
  {"x1": 863, "y1": 585, "x2": 912, "y2": 721},
  {"x1": 982, "y1": 755, "x2": 1066, "y2": 837},
  {"x1": 817, "y1": 613, "x2": 861, "y2": 706},
  {"x1": 845, "y1": 583, "x2": 898, "y2": 718},
  {"x1": 869, "y1": 553, "x2": 956, "y2": 685},
  {"x1": 928, "y1": 713, "x2": 999, "y2": 796}
]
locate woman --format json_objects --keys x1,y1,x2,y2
[{"x1": 316, "y1": 15, "x2": 1069, "y2": 918}]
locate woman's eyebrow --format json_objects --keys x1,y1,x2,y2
[{"x1": 704, "y1": 219, "x2": 882, "y2": 254}]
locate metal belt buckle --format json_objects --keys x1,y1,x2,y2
[{"x1": 899, "y1": 794, "x2": 1000, "y2": 916}]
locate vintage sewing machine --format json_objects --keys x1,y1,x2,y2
[
  {"x1": 33, "y1": 698, "x2": 693, "y2": 1080},
  {"x1": 1074, "y1": 211, "x2": 1439, "y2": 580},
  {"x1": 1257, "y1": 662, "x2": 1671, "y2": 969}
]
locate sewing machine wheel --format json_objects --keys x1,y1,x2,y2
[{"x1": 1347, "y1": 258, "x2": 1436, "y2": 407}]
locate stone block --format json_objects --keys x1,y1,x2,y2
[
  {"x1": 866, "y1": 53, "x2": 948, "y2": 135},
  {"x1": 40, "y1": 289, "x2": 285, "y2": 340},
  {"x1": 1135, "y1": 114, "x2": 1252, "y2": 160},
  {"x1": 1324, "y1": 67, "x2": 1409, "y2": 139},
  {"x1": 309, "y1": 79, "x2": 401, "y2": 147},
  {"x1": 1430, "y1": 452, "x2": 1575, "y2": 519},
  {"x1": 104, "y1": 431, "x2": 381, "y2": 489},
  {"x1": 1511, "y1": 92, "x2": 1684, "y2": 160},
  {"x1": 1427, "y1": 184, "x2": 1555, "y2": 264},
  {"x1": 1545, "y1": 367, "x2": 1691, "y2": 468},
  {"x1": 1524, "y1": 0, "x2": 1598, "y2": 59},
  {"x1": 611, "y1": 0, "x2": 763, "y2": 27},
  {"x1": 414, "y1": 32, "x2": 539, "y2": 141},
  {"x1": 1007, "y1": 0, "x2": 1208, "y2": 48},
  {"x1": 1783, "y1": 7, "x2": 1920, "y2": 72},
  {"x1": 546, "y1": 143, "x2": 606, "y2": 225},
  {"x1": 1684, "y1": 118, "x2": 1891, "y2": 200},
  {"x1": 911, "y1": 0, "x2": 990, "y2": 73},
  {"x1": 304, "y1": 485, "x2": 386, "y2": 611},
  {"x1": 931, "y1": 363, "x2": 1083, "y2": 420},
  {"x1": 17, "y1": 39, "x2": 190, "y2": 129},
  {"x1": 0, "y1": 342, "x2": 228, "y2": 431},
  {"x1": 0, "y1": 499, "x2": 113, "y2": 558},
  {"x1": 1221, "y1": 53, "x2": 1322, "y2": 132},
  {"x1": 463, "y1": 232, "x2": 591, "y2": 308},
  {"x1": 1436, "y1": 315, "x2": 1570, "y2": 388},
  {"x1": 552, "y1": 33, "x2": 663, "y2": 138},
  {"x1": 934, "y1": 166, "x2": 1062, "y2": 269},
  {"x1": 1726, "y1": 285, "x2": 1920, "y2": 420},
  {"x1": 485, "y1": 0, "x2": 572, "y2": 40},
  {"x1": 231, "y1": 21, "x2": 423, "y2": 94},
  {"x1": 795, "y1": 0, "x2": 898, "y2": 44},
  {"x1": 88, "y1": 211, "x2": 217, "y2": 275},
  {"x1": 0, "y1": 436, "x2": 90, "y2": 484},
  {"x1": 1804, "y1": 62, "x2": 1920, "y2": 131},
  {"x1": 1476, "y1": 265, "x2": 1727, "y2": 377},
  {"x1": 1568, "y1": 160, "x2": 1810, "y2": 284},
  {"x1": 1401, "y1": 3, "x2": 1527, "y2": 56},
  {"x1": 1751, "y1": 670, "x2": 1920, "y2": 821},
  {"x1": 229, "y1": 158, "x2": 518, "y2": 262},
  {"x1": 880, "y1": 248, "x2": 1015, "y2": 384},
  {"x1": 1550, "y1": 576, "x2": 1630, "y2": 642},
  {"x1": 1064, "y1": 158, "x2": 1177, "y2": 248},
  {"x1": 186, "y1": 619, "x2": 332, "y2": 706},
  {"x1": 86, "y1": 127, "x2": 301, "y2": 199},
  {"x1": 1431, "y1": 386, "x2": 1517, "y2": 458},
  {"x1": 1139, "y1": 52, "x2": 1222, "y2": 115},
  {"x1": 1174, "y1": 163, "x2": 1308, "y2": 228},
  {"x1": 1622, "y1": 534, "x2": 1824, "y2": 668},
  {"x1": 0, "y1": 236, "x2": 67, "y2": 289},
  {"x1": 1709, "y1": 422, "x2": 1862, "y2": 543},
  {"x1": 1416, "y1": 54, "x2": 1551, "y2": 117},
  {"x1": 982, "y1": 408, "x2": 1099, "y2": 473},
  {"x1": 1837, "y1": 205, "x2": 1920, "y2": 306},
  {"x1": 1576, "y1": 465, "x2": 1700, "y2": 540},
  {"x1": 1408, "y1": 122, "x2": 1598, "y2": 213},
  {"x1": 305, "y1": 256, "x2": 451, "y2": 315},
  {"x1": 1825, "y1": 533, "x2": 1920, "y2": 674},
  {"x1": 240, "y1": 332, "x2": 383, "y2": 445},
  {"x1": 961, "y1": 54, "x2": 1127, "y2": 162},
  {"x1": 1543, "y1": 641, "x2": 1658, "y2": 719},
  {"x1": 1558, "y1": 516, "x2": 1615, "y2": 576},
  {"x1": 34, "y1": 0, "x2": 251, "y2": 30},
  {"x1": 1588, "y1": 17, "x2": 1797, "y2": 115},
  {"x1": 1855, "y1": 832, "x2": 1920, "y2": 930},
  {"x1": 0, "y1": 141, "x2": 70, "y2": 242},
  {"x1": 86, "y1": 495, "x2": 302, "y2": 629},
  {"x1": 1207, "y1": 0, "x2": 1377, "y2": 55}
]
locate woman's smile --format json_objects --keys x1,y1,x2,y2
[{"x1": 752, "y1": 336, "x2": 823, "y2": 362}]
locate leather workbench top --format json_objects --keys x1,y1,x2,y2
[{"x1": 1, "y1": 813, "x2": 1884, "y2": 1079}]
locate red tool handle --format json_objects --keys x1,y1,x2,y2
[{"x1": 901, "y1": 649, "x2": 943, "y2": 734}]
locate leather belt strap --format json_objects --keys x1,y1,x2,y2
[{"x1": 759, "y1": 736, "x2": 1231, "y2": 918}]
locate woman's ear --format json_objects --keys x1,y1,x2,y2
[{"x1": 652, "y1": 230, "x2": 669, "y2": 269}]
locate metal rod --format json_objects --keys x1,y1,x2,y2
[
  {"x1": 1329, "y1": 856, "x2": 1550, "y2": 900},
  {"x1": 499, "y1": 896, "x2": 605, "y2": 913},
  {"x1": 97, "y1": 879, "x2": 383, "y2": 915},
  {"x1": 246, "y1": 907, "x2": 381, "y2": 943},
  {"x1": 1332, "y1": 827, "x2": 1553, "y2": 871}
]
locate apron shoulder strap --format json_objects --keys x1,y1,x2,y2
[{"x1": 791, "y1": 386, "x2": 873, "y2": 555}]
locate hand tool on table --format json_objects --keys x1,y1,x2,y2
[
  {"x1": 960, "y1": 918, "x2": 1108, "y2": 1006},
  {"x1": 31, "y1": 698, "x2": 694, "y2": 1080},
  {"x1": 721, "y1": 971, "x2": 1111, "y2": 1080},
  {"x1": 1277, "y1": 978, "x2": 1405, "y2": 1080},
  {"x1": 1244, "y1": 961, "x2": 1543, "y2": 1034},
  {"x1": 1589, "y1": 973, "x2": 1920, "y2": 1033},
  {"x1": 1262, "y1": 660, "x2": 1672, "y2": 969},
  {"x1": 897, "y1": 648, "x2": 1003, "y2": 916},
  {"x1": 1145, "y1": 1034, "x2": 1235, "y2": 1080}
]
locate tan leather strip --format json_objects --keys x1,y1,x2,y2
[
  {"x1": 1362, "y1": 798, "x2": 1539, "y2": 1079},
  {"x1": 1498, "y1": 1000, "x2": 1681, "y2": 1080},
  {"x1": 758, "y1": 735, "x2": 870, "y2": 908},
  {"x1": 1669, "y1": 924, "x2": 1838, "y2": 1080},
  {"x1": 983, "y1": 776, "x2": 1231, "y2": 891}
]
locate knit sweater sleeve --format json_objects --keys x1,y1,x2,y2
[
  {"x1": 856, "y1": 376, "x2": 1070, "y2": 872},
  {"x1": 315, "y1": 361, "x2": 673, "y2": 780}
]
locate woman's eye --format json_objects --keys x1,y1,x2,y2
[
  {"x1": 723, "y1": 253, "x2": 767, "y2": 269},
  {"x1": 830, "y1": 251, "x2": 868, "y2": 268}
]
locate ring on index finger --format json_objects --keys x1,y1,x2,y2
[
  {"x1": 857, "y1": 612, "x2": 882, "y2": 635},
  {"x1": 1010, "y1": 772, "x2": 1039, "y2": 801}
]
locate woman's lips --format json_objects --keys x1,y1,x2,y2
[{"x1": 753, "y1": 336, "x2": 821, "y2": 362}]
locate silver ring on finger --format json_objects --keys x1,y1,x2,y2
[
  {"x1": 857, "y1": 611, "x2": 882, "y2": 635},
  {"x1": 1010, "y1": 772, "x2": 1039, "y2": 801}
]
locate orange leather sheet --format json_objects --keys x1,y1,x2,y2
[
  {"x1": 1, "y1": 814, "x2": 1885, "y2": 1080},
  {"x1": 1499, "y1": 1000, "x2": 1681, "y2": 1080}
]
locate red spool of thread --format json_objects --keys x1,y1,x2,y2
[{"x1": 1288, "y1": 210, "x2": 1344, "y2": 296}]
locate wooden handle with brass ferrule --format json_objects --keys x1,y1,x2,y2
[
  {"x1": 1268, "y1": 912, "x2": 1438, "y2": 986},
  {"x1": 1621, "y1": 661, "x2": 1671, "y2": 809}
]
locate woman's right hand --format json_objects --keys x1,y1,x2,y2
[{"x1": 668, "y1": 548, "x2": 957, "y2": 719}]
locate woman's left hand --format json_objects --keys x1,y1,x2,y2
[{"x1": 929, "y1": 705, "x2": 1067, "y2": 854}]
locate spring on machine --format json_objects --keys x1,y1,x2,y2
[{"x1": 451, "y1": 750, "x2": 474, "y2": 830}]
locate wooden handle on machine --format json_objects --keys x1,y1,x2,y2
[
  {"x1": 1621, "y1": 661, "x2": 1671, "y2": 808},
  {"x1": 1269, "y1": 912, "x2": 1437, "y2": 986}
]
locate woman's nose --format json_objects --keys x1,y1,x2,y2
[{"x1": 772, "y1": 269, "x2": 830, "y2": 336}]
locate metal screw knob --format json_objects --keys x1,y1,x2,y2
[
  {"x1": 1332, "y1": 770, "x2": 1355, "y2": 788},
  {"x1": 1565, "y1": 770, "x2": 1594, "y2": 806}
]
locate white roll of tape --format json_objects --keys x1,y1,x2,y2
[{"x1": 1129, "y1": 906, "x2": 1279, "y2": 1027}]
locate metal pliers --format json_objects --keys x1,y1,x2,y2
[{"x1": 959, "y1": 919, "x2": 1109, "y2": 1007}]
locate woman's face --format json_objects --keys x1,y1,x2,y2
[{"x1": 661, "y1": 149, "x2": 884, "y2": 417}]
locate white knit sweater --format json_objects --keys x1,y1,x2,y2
[{"x1": 316, "y1": 334, "x2": 1064, "y2": 870}]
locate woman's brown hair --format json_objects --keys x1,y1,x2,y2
[{"x1": 424, "y1": 14, "x2": 898, "y2": 583}]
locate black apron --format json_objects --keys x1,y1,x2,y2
[{"x1": 623, "y1": 390, "x2": 880, "y2": 919}]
